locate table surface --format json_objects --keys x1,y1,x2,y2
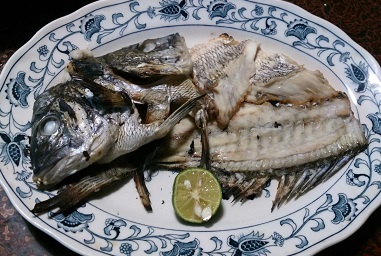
[{"x1": 0, "y1": 0, "x2": 380, "y2": 255}]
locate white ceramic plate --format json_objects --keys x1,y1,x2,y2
[{"x1": 1, "y1": 0, "x2": 380, "y2": 255}]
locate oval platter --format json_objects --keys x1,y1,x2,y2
[{"x1": 0, "y1": 0, "x2": 380, "y2": 255}]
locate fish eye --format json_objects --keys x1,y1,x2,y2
[
  {"x1": 142, "y1": 42, "x2": 156, "y2": 52},
  {"x1": 39, "y1": 116, "x2": 60, "y2": 136}
]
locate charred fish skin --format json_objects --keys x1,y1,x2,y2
[{"x1": 71, "y1": 33, "x2": 193, "y2": 78}]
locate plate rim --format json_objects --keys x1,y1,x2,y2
[{"x1": 0, "y1": 0, "x2": 380, "y2": 255}]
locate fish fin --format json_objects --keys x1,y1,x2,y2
[
  {"x1": 321, "y1": 154, "x2": 353, "y2": 182},
  {"x1": 133, "y1": 171, "x2": 152, "y2": 212},
  {"x1": 297, "y1": 154, "x2": 353, "y2": 196},
  {"x1": 282, "y1": 170, "x2": 311, "y2": 204},
  {"x1": 298, "y1": 163, "x2": 335, "y2": 195},
  {"x1": 239, "y1": 177, "x2": 270, "y2": 200},
  {"x1": 156, "y1": 94, "x2": 206, "y2": 137},
  {"x1": 272, "y1": 166, "x2": 333, "y2": 210},
  {"x1": 144, "y1": 90, "x2": 171, "y2": 123},
  {"x1": 272, "y1": 174, "x2": 298, "y2": 211},
  {"x1": 132, "y1": 144, "x2": 160, "y2": 212},
  {"x1": 216, "y1": 170, "x2": 270, "y2": 202},
  {"x1": 31, "y1": 164, "x2": 135, "y2": 214},
  {"x1": 271, "y1": 153, "x2": 357, "y2": 211},
  {"x1": 195, "y1": 108, "x2": 211, "y2": 170}
]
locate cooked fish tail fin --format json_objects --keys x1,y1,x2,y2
[
  {"x1": 232, "y1": 176, "x2": 270, "y2": 203},
  {"x1": 272, "y1": 172, "x2": 306, "y2": 211}
]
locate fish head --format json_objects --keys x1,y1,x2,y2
[
  {"x1": 30, "y1": 79, "x2": 133, "y2": 189},
  {"x1": 103, "y1": 33, "x2": 193, "y2": 78}
]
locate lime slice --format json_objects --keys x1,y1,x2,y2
[{"x1": 172, "y1": 168, "x2": 222, "y2": 223}]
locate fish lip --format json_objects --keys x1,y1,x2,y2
[
  {"x1": 31, "y1": 145, "x2": 65, "y2": 173},
  {"x1": 32, "y1": 155, "x2": 78, "y2": 189},
  {"x1": 30, "y1": 143, "x2": 71, "y2": 189},
  {"x1": 32, "y1": 163, "x2": 61, "y2": 189}
]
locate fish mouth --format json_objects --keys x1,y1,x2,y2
[
  {"x1": 32, "y1": 155, "x2": 86, "y2": 189},
  {"x1": 31, "y1": 144, "x2": 97, "y2": 189},
  {"x1": 32, "y1": 160, "x2": 68, "y2": 189},
  {"x1": 31, "y1": 145, "x2": 72, "y2": 189}
]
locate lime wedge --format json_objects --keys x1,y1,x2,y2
[{"x1": 172, "y1": 168, "x2": 222, "y2": 223}]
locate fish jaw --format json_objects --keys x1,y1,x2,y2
[{"x1": 32, "y1": 149, "x2": 87, "y2": 189}]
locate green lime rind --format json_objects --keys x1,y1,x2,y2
[{"x1": 172, "y1": 168, "x2": 222, "y2": 223}]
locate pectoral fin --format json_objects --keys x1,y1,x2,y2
[
  {"x1": 31, "y1": 162, "x2": 136, "y2": 214},
  {"x1": 155, "y1": 94, "x2": 206, "y2": 138}
]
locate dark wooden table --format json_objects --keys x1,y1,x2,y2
[{"x1": 0, "y1": 0, "x2": 380, "y2": 255}]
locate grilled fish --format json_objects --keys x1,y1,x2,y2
[{"x1": 30, "y1": 33, "x2": 367, "y2": 214}]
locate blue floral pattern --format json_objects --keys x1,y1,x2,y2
[
  {"x1": 50, "y1": 209, "x2": 94, "y2": 232},
  {"x1": 0, "y1": 0, "x2": 380, "y2": 255}
]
